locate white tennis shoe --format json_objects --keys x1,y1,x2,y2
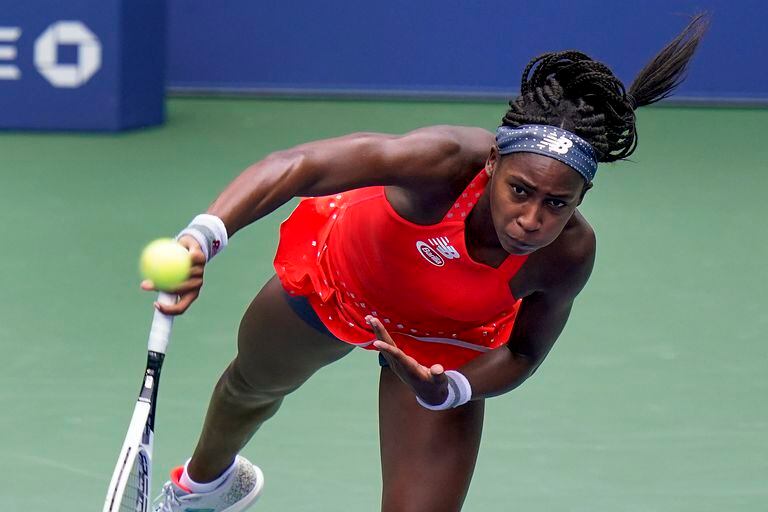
[{"x1": 153, "y1": 456, "x2": 264, "y2": 512}]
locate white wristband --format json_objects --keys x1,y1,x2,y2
[
  {"x1": 178, "y1": 214, "x2": 228, "y2": 262},
  {"x1": 416, "y1": 370, "x2": 472, "y2": 411}
]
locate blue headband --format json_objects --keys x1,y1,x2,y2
[{"x1": 495, "y1": 124, "x2": 598, "y2": 182}]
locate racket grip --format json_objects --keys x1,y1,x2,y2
[{"x1": 147, "y1": 292, "x2": 175, "y2": 354}]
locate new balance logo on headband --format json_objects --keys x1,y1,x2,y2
[
  {"x1": 537, "y1": 134, "x2": 573, "y2": 155},
  {"x1": 496, "y1": 124, "x2": 599, "y2": 182}
]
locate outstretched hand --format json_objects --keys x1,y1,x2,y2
[{"x1": 366, "y1": 315, "x2": 449, "y2": 406}]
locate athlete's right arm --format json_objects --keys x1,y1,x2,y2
[
  {"x1": 148, "y1": 126, "x2": 492, "y2": 315},
  {"x1": 207, "y1": 126, "x2": 493, "y2": 235}
]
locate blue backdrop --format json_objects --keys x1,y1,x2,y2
[
  {"x1": 166, "y1": 0, "x2": 767, "y2": 102},
  {"x1": 0, "y1": 0, "x2": 164, "y2": 131}
]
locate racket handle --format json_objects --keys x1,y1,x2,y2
[{"x1": 147, "y1": 292, "x2": 175, "y2": 354}]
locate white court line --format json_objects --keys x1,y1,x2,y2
[{"x1": 15, "y1": 453, "x2": 103, "y2": 480}]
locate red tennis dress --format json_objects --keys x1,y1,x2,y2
[{"x1": 274, "y1": 170, "x2": 528, "y2": 370}]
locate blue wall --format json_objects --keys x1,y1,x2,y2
[
  {"x1": 0, "y1": 0, "x2": 164, "y2": 131},
  {"x1": 166, "y1": 0, "x2": 767, "y2": 102}
]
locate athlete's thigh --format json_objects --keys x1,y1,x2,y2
[
  {"x1": 233, "y1": 274, "x2": 354, "y2": 394},
  {"x1": 379, "y1": 368, "x2": 484, "y2": 512}
]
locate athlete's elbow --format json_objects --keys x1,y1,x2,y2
[
  {"x1": 265, "y1": 148, "x2": 315, "y2": 193},
  {"x1": 265, "y1": 148, "x2": 308, "y2": 172},
  {"x1": 507, "y1": 350, "x2": 539, "y2": 385}
]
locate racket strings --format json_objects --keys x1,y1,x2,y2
[{"x1": 118, "y1": 452, "x2": 150, "y2": 512}]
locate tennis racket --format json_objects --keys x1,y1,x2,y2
[{"x1": 103, "y1": 292, "x2": 176, "y2": 512}]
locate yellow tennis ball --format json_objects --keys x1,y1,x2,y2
[{"x1": 140, "y1": 238, "x2": 192, "y2": 291}]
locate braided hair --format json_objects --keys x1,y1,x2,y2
[{"x1": 502, "y1": 14, "x2": 709, "y2": 163}]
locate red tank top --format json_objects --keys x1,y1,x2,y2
[{"x1": 274, "y1": 170, "x2": 528, "y2": 369}]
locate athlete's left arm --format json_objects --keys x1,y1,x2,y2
[
  {"x1": 460, "y1": 233, "x2": 596, "y2": 399},
  {"x1": 371, "y1": 228, "x2": 595, "y2": 405}
]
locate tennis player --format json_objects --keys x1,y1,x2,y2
[{"x1": 149, "y1": 15, "x2": 707, "y2": 512}]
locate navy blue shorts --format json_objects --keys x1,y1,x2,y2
[{"x1": 283, "y1": 290, "x2": 389, "y2": 368}]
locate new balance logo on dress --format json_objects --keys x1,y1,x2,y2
[
  {"x1": 429, "y1": 237, "x2": 460, "y2": 259},
  {"x1": 415, "y1": 237, "x2": 459, "y2": 267}
]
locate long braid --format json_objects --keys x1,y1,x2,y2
[{"x1": 501, "y1": 14, "x2": 708, "y2": 164}]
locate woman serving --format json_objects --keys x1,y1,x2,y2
[{"x1": 148, "y1": 15, "x2": 708, "y2": 512}]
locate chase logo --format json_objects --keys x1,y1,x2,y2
[{"x1": 0, "y1": 21, "x2": 102, "y2": 88}]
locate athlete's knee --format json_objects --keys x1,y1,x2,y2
[{"x1": 218, "y1": 359, "x2": 302, "y2": 406}]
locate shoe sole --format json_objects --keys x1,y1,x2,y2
[{"x1": 221, "y1": 465, "x2": 264, "y2": 512}]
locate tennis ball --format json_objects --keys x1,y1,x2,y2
[{"x1": 140, "y1": 238, "x2": 192, "y2": 291}]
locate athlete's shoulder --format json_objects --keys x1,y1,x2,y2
[
  {"x1": 399, "y1": 124, "x2": 494, "y2": 144},
  {"x1": 387, "y1": 125, "x2": 494, "y2": 176},
  {"x1": 557, "y1": 211, "x2": 596, "y2": 265},
  {"x1": 536, "y1": 211, "x2": 596, "y2": 296},
  {"x1": 381, "y1": 126, "x2": 494, "y2": 224},
  {"x1": 283, "y1": 125, "x2": 493, "y2": 196},
  {"x1": 414, "y1": 124, "x2": 495, "y2": 145},
  {"x1": 416, "y1": 125, "x2": 494, "y2": 157}
]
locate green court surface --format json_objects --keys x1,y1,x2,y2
[{"x1": 1, "y1": 98, "x2": 766, "y2": 510}]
